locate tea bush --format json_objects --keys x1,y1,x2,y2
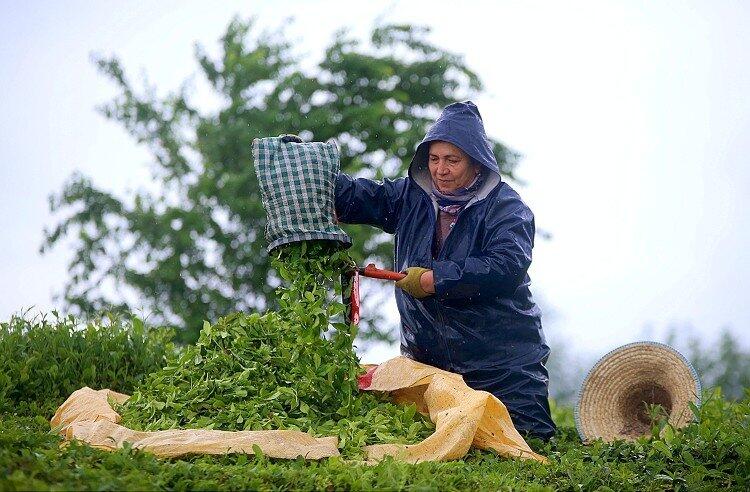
[
  {"x1": 0, "y1": 312, "x2": 175, "y2": 416},
  {"x1": 2, "y1": 392, "x2": 748, "y2": 490},
  {"x1": 3, "y1": 241, "x2": 747, "y2": 488},
  {"x1": 120, "y1": 242, "x2": 434, "y2": 457}
]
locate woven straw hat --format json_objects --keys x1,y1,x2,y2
[{"x1": 575, "y1": 341, "x2": 701, "y2": 442}]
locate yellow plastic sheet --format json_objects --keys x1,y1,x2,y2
[
  {"x1": 51, "y1": 357, "x2": 546, "y2": 463},
  {"x1": 360, "y1": 356, "x2": 546, "y2": 463},
  {"x1": 50, "y1": 387, "x2": 339, "y2": 459}
]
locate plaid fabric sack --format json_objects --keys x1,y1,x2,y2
[{"x1": 252, "y1": 134, "x2": 351, "y2": 251}]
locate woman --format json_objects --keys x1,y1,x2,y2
[{"x1": 335, "y1": 101, "x2": 555, "y2": 440}]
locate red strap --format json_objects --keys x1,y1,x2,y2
[
  {"x1": 357, "y1": 365, "x2": 378, "y2": 390},
  {"x1": 349, "y1": 270, "x2": 360, "y2": 325}
]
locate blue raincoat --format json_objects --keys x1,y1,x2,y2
[{"x1": 335, "y1": 101, "x2": 555, "y2": 439}]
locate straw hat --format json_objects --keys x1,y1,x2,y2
[{"x1": 575, "y1": 341, "x2": 701, "y2": 442}]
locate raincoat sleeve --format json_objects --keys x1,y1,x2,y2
[
  {"x1": 432, "y1": 197, "x2": 535, "y2": 300},
  {"x1": 334, "y1": 173, "x2": 407, "y2": 234}
]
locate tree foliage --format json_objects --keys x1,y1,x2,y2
[
  {"x1": 667, "y1": 327, "x2": 750, "y2": 400},
  {"x1": 42, "y1": 17, "x2": 520, "y2": 342}
]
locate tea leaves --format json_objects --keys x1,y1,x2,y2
[
  {"x1": 0, "y1": 312, "x2": 175, "y2": 417},
  {"x1": 119, "y1": 241, "x2": 433, "y2": 457},
  {"x1": 2, "y1": 394, "x2": 749, "y2": 490},
  {"x1": 3, "y1": 242, "x2": 748, "y2": 489}
]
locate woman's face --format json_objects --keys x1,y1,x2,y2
[{"x1": 428, "y1": 141, "x2": 479, "y2": 193}]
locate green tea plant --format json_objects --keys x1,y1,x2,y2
[
  {"x1": 120, "y1": 241, "x2": 433, "y2": 457},
  {"x1": 0, "y1": 312, "x2": 175, "y2": 417},
  {"x1": 3, "y1": 392, "x2": 748, "y2": 490}
]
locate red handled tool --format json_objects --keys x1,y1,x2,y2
[
  {"x1": 359, "y1": 263, "x2": 407, "y2": 282},
  {"x1": 342, "y1": 264, "x2": 405, "y2": 325}
]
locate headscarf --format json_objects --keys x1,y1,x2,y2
[{"x1": 430, "y1": 171, "x2": 485, "y2": 215}]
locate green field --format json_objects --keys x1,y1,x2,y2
[{"x1": 1, "y1": 314, "x2": 748, "y2": 491}]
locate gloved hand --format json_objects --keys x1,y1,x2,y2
[
  {"x1": 395, "y1": 267, "x2": 432, "y2": 299},
  {"x1": 280, "y1": 134, "x2": 303, "y2": 143}
]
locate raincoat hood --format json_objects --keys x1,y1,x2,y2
[{"x1": 409, "y1": 101, "x2": 501, "y2": 200}]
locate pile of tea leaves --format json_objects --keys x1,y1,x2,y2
[{"x1": 119, "y1": 241, "x2": 433, "y2": 457}]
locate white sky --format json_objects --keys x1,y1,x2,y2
[{"x1": 1, "y1": 0, "x2": 748, "y2": 363}]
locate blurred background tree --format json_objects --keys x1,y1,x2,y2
[
  {"x1": 667, "y1": 327, "x2": 750, "y2": 401},
  {"x1": 41, "y1": 16, "x2": 520, "y2": 343}
]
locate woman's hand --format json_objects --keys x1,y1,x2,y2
[
  {"x1": 395, "y1": 267, "x2": 435, "y2": 298},
  {"x1": 419, "y1": 269, "x2": 435, "y2": 294}
]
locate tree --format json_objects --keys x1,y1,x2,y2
[
  {"x1": 42, "y1": 16, "x2": 520, "y2": 343},
  {"x1": 666, "y1": 327, "x2": 750, "y2": 400}
]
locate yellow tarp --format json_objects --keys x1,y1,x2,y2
[
  {"x1": 51, "y1": 356, "x2": 546, "y2": 463},
  {"x1": 50, "y1": 388, "x2": 339, "y2": 459}
]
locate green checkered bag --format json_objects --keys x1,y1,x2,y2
[{"x1": 252, "y1": 135, "x2": 351, "y2": 251}]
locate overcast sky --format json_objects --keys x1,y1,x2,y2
[{"x1": 1, "y1": 0, "x2": 748, "y2": 363}]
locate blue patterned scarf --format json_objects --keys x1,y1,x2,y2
[{"x1": 430, "y1": 173, "x2": 484, "y2": 215}]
